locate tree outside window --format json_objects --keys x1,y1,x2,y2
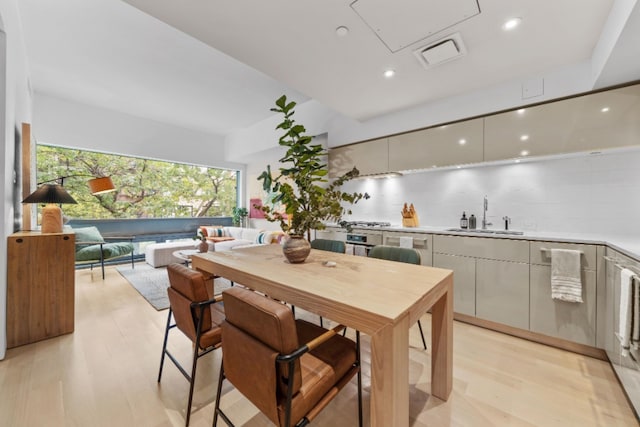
[{"x1": 36, "y1": 145, "x2": 237, "y2": 219}]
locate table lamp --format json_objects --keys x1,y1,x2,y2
[{"x1": 22, "y1": 175, "x2": 116, "y2": 233}]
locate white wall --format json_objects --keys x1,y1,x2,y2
[
  {"x1": 0, "y1": 0, "x2": 34, "y2": 360},
  {"x1": 336, "y1": 148, "x2": 640, "y2": 237},
  {"x1": 33, "y1": 93, "x2": 244, "y2": 171}
]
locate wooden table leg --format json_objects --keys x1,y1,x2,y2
[
  {"x1": 430, "y1": 279, "x2": 453, "y2": 400},
  {"x1": 369, "y1": 313, "x2": 410, "y2": 427}
]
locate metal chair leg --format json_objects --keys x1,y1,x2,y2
[
  {"x1": 158, "y1": 309, "x2": 173, "y2": 382},
  {"x1": 417, "y1": 320, "x2": 427, "y2": 350}
]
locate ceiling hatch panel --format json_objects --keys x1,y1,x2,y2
[{"x1": 351, "y1": 0, "x2": 480, "y2": 52}]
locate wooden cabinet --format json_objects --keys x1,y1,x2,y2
[
  {"x1": 328, "y1": 138, "x2": 388, "y2": 178},
  {"x1": 7, "y1": 231, "x2": 75, "y2": 348},
  {"x1": 388, "y1": 118, "x2": 484, "y2": 170},
  {"x1": 476, "y1": 259, "x2": 530, "y2": 329},
  {"x1": 383, "y1": 231, "x2": 433, "y2": 266},
  {"x1": 433, "y1": 253, "x2": 475, "y2": 316}
]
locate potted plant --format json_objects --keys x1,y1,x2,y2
[
  {"x1": 256, "y1": 95, "x2": 369, "y2": 263},
  {"x1": 232, "y1": 207, "x2": 248, "y2": 227},
  {"x1": 193, "y1": 229, "x2": 209, "y2": 253}
]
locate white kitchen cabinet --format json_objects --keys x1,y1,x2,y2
[
  {"x1": 433, "y1": 235, "x2": 529, "y2": 321},
  {"x1": 484, "y1": 83, "x2": 640, "y2": 161},
  {"x1": 529, "y1": 265, "x2": 596, "y2": 346},
  {"x1": 388, "y1": 118, "x2": 483, "y2": 170},
  {"x1": 383, "y1": 231, "x2": 432, "y2": 266},
  {"x1": 434, "y1": 235, "x2": 529, "y2": 262},
  {"x1": 433, "y1": 253, "x2": 476, "y2": 316},
  {"x1": 529, "y1": 241, "x2": 599, "y2": 346},
  {"x1": 476, "y1": 259, "x2": 530, "y2": 329},
  {"x1": 314, "y1": 226, "x2": 347, "y2": 242},
  {"x1": 328, "y1": 138, "x2": 388, "y2": 178},
  {"x1": 602, "y1": 248, "x2": 640, "y2": 415}
]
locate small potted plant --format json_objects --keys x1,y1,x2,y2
[
  {"x1": 193, "y1": 229, "x2": 209, "y2": 253},
  {"x1": 232, "y1": 207, "x2": 249, "y2": 228},
  {"x1": 257, "y1": 95, "x2": 369, "y2": 263}
]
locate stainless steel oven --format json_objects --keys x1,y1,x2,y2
[{"x1": 345, "y1": 228, "x2": 384, "y2": 255}]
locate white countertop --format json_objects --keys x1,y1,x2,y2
[{"x1": 325, "y1": 223, "x2": 640, "y2": 261}]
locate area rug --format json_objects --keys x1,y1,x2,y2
[{"x1": 116, "y1": 264, "x2": 232, "y2": 310}]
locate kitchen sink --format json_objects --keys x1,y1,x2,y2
[{"x1": 446, "y1": 228, "x2": 524, "y2": 236}]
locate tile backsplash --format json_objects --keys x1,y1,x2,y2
[{"x1": 340, "y1": 148, "x2": 640, "y2": 237}]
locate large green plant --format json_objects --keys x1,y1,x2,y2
[{"x1": 257, "y1": 95, "x2": 369, "y2": 238}]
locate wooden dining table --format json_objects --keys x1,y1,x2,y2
[{"x1": 191, "y1": 244, "x2": 453, "y2": 427}]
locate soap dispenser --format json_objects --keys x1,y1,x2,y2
[
  {"x1": 460, "y1": 211, "x2": 468, "y2": 229},
  {"x1": 469, "y1": 214, "x2": 476, "y2": 229}
]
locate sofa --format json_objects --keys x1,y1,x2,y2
[
  {"x1": 144, "y1": 226, "x2": 284, "y2": 268},
  {"x1": 200, "y1": 226, "x2": 284, "y2": 251}
]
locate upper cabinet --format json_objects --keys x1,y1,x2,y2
[
  {"x1": 388, "y1": 118, "x2": 483, "y2": 170},
  {"x1": 485, "y1": 84, "x2": 640, "y2": 161},
  {"x1": 328, "y1": 137, "x2": 389, "y2": 178},
  {"x1": 328, "y1": 82, "x2": 640, "y2": 174}
]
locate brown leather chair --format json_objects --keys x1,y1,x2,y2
[
  {"x1": 157, "y1": 263, "x2": 225, "y2": 427},
  {"x1": 213, "y1": 287, "x2": 362, "y2": 427}
]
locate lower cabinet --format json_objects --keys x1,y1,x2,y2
[
  {"x1": 529, "y1": 265, "x2": 597, "y2": 346},
  {"x1": 476, "y1": 259, "x2": 530, "y2": 330},
  {"x1": 529, "y1": 241, "x2": 599, "y2": 346},
  {"x1": 433, "y1": 253, "x2": 475, "y2": 316}
]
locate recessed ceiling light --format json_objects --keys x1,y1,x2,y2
[
  {"x1": 336, "y1": 26, "x2": 349, "y2": 37},
  {"x1": 517, "y1": 108, "x2": 526, "y2": 115},
  {"x1": 503, "y1": 17, "x2": 522, "y2": 31},
  {"x1": 383, "y1": 69, "x2": 395, "y2": 78},
  {"x1": 601, "y1": 106, "x2": 610, "y2": 113},
  {"x1": 456, "y1": 165, "x2": 462, "y2": 169},
  {"x1": 458, "y1": 138, "x2": 467, "y2": 145},
  {"x1": 520, "y1": 150, "x2": 529, "y2": 156},
  {"x1": 515, "y1": 159, "x2": 521, "y2": 163},
  {"x1": 520, "y1": 134, "x2": 529, "y2": 141}
]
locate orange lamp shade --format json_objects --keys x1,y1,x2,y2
[{"x1": 88, "y1": 176, "x2": 116, "y2": 195}]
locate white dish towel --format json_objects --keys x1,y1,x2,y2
[
  {"x1": 399, "y1": 236, "x2": 413, "y2": 249},
  {"x1": 618, "y1": 268, "x2": 637, "y2": 356},
  {"x1": 550, "y1": 249, "x2": 583, "y2": 303}
]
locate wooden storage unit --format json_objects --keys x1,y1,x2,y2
[{"x1": 7, "y1": 231, "x2": 75, "y2": 348}]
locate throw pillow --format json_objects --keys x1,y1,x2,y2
[
  {"x1": 202, "y1": 226, "x2": 226, "y2": 237},
  {"x1": 255, "y1": 231, "x2": 273, "y2": 245},
  {"x1": 73, "y1": 226, "x2": 105, "y2": 248}
]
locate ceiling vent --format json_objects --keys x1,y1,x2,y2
[{"x1": 414, "y1": 33, "x2": 467, "y2": 69}]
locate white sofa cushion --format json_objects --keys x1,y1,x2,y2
[{"x1": 225, "y1": 227, "x2": 244, "y2": 239}]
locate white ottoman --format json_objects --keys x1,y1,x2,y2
[{"x1": 145, "y1": 241, "x2": 201, "y2": 268}]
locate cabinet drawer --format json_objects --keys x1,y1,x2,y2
[
  {"x1": 384, "y1": 232, "x2": 430, "y2": 249},
  {"x1": 530, "y1": 241, "x2": 598, "y2": 270},
  {"x1": 433, "y1": 235, "x2": 529, "y2": 262}
]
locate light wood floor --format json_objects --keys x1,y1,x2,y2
[{"x1": 1, "y1": 264, "x2": 638, "y2": 427}]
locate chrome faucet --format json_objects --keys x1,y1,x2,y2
[{"x1": 482, "y1": 195, "x2": 492, "y2": 229}]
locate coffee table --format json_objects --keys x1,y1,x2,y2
[{"x1": 172, "y1": 249, "x2": 201, "y2": 266}]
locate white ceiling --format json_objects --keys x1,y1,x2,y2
[{"x1": 18, "y1": 0, "x2": 633, "y2": 139}]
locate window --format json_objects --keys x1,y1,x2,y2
[{"x1": 36, "y1": 145, "x2": 238, "y2": 219}]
